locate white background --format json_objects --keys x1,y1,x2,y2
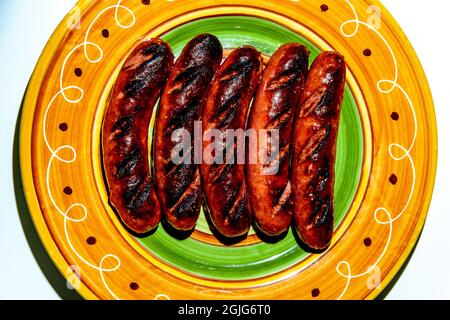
[{"x1": 0, "y1": 0, "x2": 449, "y2": 300}]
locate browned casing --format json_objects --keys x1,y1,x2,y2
[
  {"x1": 292, "y1": 51, "x2": 346, "y2": 250},
  {"x1": 154, "y1": 34, "x2": 223, "y2": 231},
  {"x1": 102, "y1": 39, "x2": 174, "y2": 234},
  {"x1": 201, "y1": 46, "x2": 263, "y2": 237},
  {"x1": 247, "y1": 43, "x2": 309, "y2": 236}
]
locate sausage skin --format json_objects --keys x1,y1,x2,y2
[
  {"x1": 292, "y1": 51, "x2": 346, "y2": 250},
  {"x1": 154, "y1": 34, "x2": 223, "y2": 231},
  {"x1": 247, "y1": 43, "x2": 309, "y2": 236},
  {"x1": 102, "y1": 39, "x2": 174, "y2": 234},
  {"x1": 201, "y1": 46, "x2": 263, "y2": 237}
]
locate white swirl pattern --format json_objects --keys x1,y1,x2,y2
[
  {"x1": 43, "y1": 0, "x2": 169, "y2": 300},
  {"x1": 336, "y1": 0, "x2": 417, "y2": 300}
]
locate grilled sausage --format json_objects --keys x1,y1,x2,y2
[
  {"x1": 201, "y1": 46, "x2": 263, "y2": 237},
  {"x1": 102, "y1": 39, "x2": 174, "y2": 234},
  {"x1": 292, "y1": 51, "x2": 346, "y2": 250},
  {"x1": 154, "y1": 34, "x2": 223, "y2": 231},
  {"x1": 247, "y1": 43, "x2": 309, "y2": 236}
]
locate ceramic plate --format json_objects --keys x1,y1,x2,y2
[{"x1": 20, "y1": 0, "x2": 437, "y2": 299}]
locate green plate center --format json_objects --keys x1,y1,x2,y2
[{"x1": 138, "y1": 16, "x2": 363, "y2": 281}]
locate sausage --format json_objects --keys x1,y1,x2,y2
[
  {"x1": 102, "y1": 39, "x2": 174, "y2": 234},
  {"x1": 201, "y1": 46, "x2": 263, "y2": 237},
  {"x1": 291, "y1": 51, "x2": 346, "y2": 250},
  {"x1": 247, "y1": 43, "x2": 309, "y2": 236},
  {"x1": 154, "y1": 34, "x2": 223, "y2": 231}
]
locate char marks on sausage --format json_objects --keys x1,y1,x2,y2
[
  {"x1": 246, "y1": 43, "x2": 309, "y2": 236},
  {"x1": 102, "y1": 39, "x2": 174, "y2": 234},
  {"x1": 201, "y1": 46, "x2": 263, "y2": 237},
  {"x1": 292, "y1": 51, "x2": 346, "y2": 250},
  {"x1": 154, "y1": 34, "x2": 223, "y2": 231}
]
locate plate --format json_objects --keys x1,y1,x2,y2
[{"x1": 20, "y1": 0, "x2": 437, "y2": 299}]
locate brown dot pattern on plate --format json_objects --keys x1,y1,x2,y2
[
  {"x1": 320, "y1": 4, "x2": 329, "y2": 12},
  {"x1": 59, "y1": 123, "x2": 68, "y2": 131},
  {"x1": 391, "y1": 112, "x2": 399, "y2": 121},
  {"x1": 87, "y1": 236, "x2": 97, "y2": 245},
  {"x1": 130, "y1": 282, "x2": 139, "y2": 290},
  {"x1": 364, "y1": 237, "x2": 372, "y2": 247},
  {"x1": 74, "y1": 68, "x2": 83, "y2": 77},
  {"x1": 363, "y1": 48, "x2": 372, "y2": 56},
  {"x1": 311, "y1": 288, "x2": 320, "y2": 297},
  {"x1": 101, "y1": 29, "x2": 109, "y2": 38},
  {"x1": 389, "y1": 174, "x2": 398, "y2": 185},
  {"x1": 63, "y1": 186, "x2": 73, "y2": 195},
  {"x1": 141, "y1": 0, "x2": 150, "y2": 5}
]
